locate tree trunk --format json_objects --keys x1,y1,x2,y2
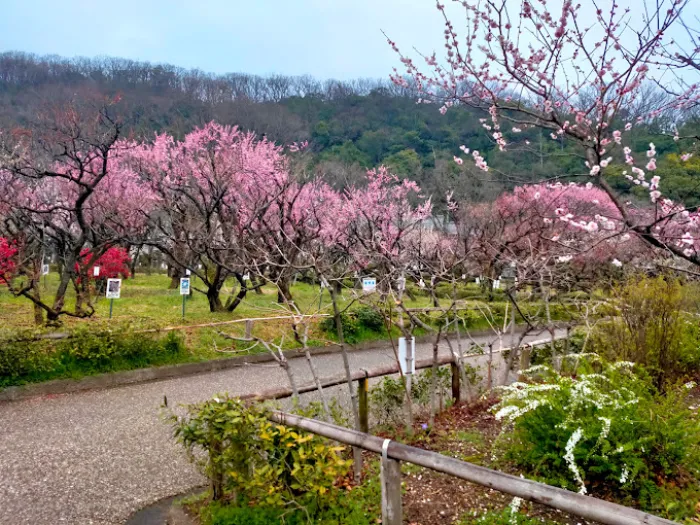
[
  {"x1": 169, "y1": 269, "x2": 180, "y2": 290},
  {"x1": 429, "y1": 330, "x2": 442, "y2": 427},
  {"x1": 130, "y1": 245, "x2": 142, "y2": 278},
  {"x1": 50, "y1": 251, "x2": 78, "y2": 322},
  {"x1": 207, "y1": 289, "x2": 224, "y2": 312},
  {"x1": 329, "y1": 286, "x2": 362, "y2": 482},
  {"x1": 252, "y1": 275, "x2": 264, "y2": 295},
  {"x1": 225, "y1": 274, "x2": 248, "y2": 312},
  {"x1": 206, "y1": 269, "x2": 226, "y2": 312},
  {"x1": 31, "y1": 273, "x2": 44, "y2": 326},
  {"x1": 277, "y1": 277, "x2": 292, "y2": 303},
  {"x1": 300, "y1": 323, "x2": 330, "y2": 418}
]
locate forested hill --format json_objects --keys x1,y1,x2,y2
[{"x1": 1, "y1": 51, "x2": 699, "y2": 208}]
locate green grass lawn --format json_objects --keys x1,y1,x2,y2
[{"x1": 0, "y1": 272, "x2": 460, "y2": 327}]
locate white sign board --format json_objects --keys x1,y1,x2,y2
[
  {"x1": 106, "y1": 278, "x2": 122, "y2": 299},
  {"x1": 475, "y1": 277, "x2": 480, "y2": 285},
  {"x1": 493, "y1": 279, "x2": 501, "y2": 290},
  {"x1": 398, "y1": 337, "x2": 416, "y2": 375},
  {"x1": 179, "y1": 277, "x2": 190, "y2": 295},
  {"x1": 362, "y1": 277, "x2": 376, "y2": 293},
  {"x1": 42, "y1": 264, "x2": 50, "y2": 276},
  {"x1": 93, "y1": 266, "x2": 101, "y2": 277}
]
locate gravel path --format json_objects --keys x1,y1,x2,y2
[{"x1": 0, "y1": 329, "x2": 564, "y2": 525}]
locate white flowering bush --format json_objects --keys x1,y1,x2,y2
[{"x1": 493, "y1": 357, "x2": 700, "y2": 519}]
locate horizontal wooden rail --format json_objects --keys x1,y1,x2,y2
[
  {"x1": 243, "y1": 337, "x2": 555, "y2": 401},
  {"x1": 270, "y1": 412, "x2": 676, "y2": 525}
]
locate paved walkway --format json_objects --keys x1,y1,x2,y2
[{"x1": 0, "y1": 329, "x2": 564, "y2": 524}]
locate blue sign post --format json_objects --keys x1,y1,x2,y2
[{"x1": 180, "y1": 278, "x2": 191, "y2": 319}]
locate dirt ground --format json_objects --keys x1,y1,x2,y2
[{"x1": 389, "y1": 400, "x2": 597, "y2": 525}]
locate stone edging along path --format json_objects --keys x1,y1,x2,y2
[{"x1": 0, "y1": 325, "x2": 560, "y2": 403}]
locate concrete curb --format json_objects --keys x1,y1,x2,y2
[{"x1": 0, "y1": 325, "x2": 561, "y2": 403}]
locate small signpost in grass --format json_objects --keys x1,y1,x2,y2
[
  {"x1": 106, "y1": 278, "x2": 121, "y2": 319},
  {"x1": 42, "y1": 263, "x2": 49, "y2": 288},
  {"x1": 180, "y1": 277, "x2": 190, "y2": 319},
  {"x1": 93, "y1": 266, "x2": 100, "y2": 277},
  {"x1": 362, "y1": 277, "x2": 377, "y2": 293}
]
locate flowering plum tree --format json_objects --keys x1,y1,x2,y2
[
  {"x1": 388, "y1": 0, "x2": 700, "y2": 266},
  {"x1": 0, "y1": 98, "x2": 148, "y2": 323}
]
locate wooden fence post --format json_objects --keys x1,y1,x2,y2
[
  {"x1": 450, "y1": 361, "x2": 461, "y2": 404},
  {"x1": 244, "y1": 320, "x2": 253, "y2": 340},
  {"x1": 381, "y1": 440, "x2": 402, "y2": 525},
  {"x1": 519, "y1": 344, "x2": 531, "y2": 373},
  {"x1": 358, "y1": 373, "x2": 369, "y2": 433}
]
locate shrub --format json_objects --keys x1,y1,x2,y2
[
  {"x1": 592, "y1": 275, "x2": 700, "y2": 390},
  {"x1": 355, "y1": 305, "x2": 384, "y2": 332},
  {"x1": 168, "y1": 396, "x2": 352, "y2": 515},
  {"x1": 60, "y1": 329, "x2": 185, "y2": 372},
  {"x1": 319, "y1": 306, "x2": 386, "y2": 343},
  {"x1": 370, "y1": 376, "x2": 406, "y2": 426},
  {"x1": 493, "y1": 357, "x2": 700, "y2": 519},
  {"x1": 370, "y1": 366, "x2": 453, "y2": 426},
  {"x1": 204, "y1": 503, "x2": 292, "y2": 525},
  {"x1": 320, "y1": 311, "x2": 360, "y2": 341},
  {"x1": 0, "y1": 330, "x2": 186, "y2": 386},
  {"x1": 0, "y1": 340, "x2": 58, "y2": 385}
]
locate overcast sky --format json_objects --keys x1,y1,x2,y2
[
  {"x1": 0, "y1": 0, "x2": 454, "y2": 80},
  {"x1": 3, "y1": 1, "x2": 699, "y2": 83}
]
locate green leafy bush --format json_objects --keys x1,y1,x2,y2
[
  {"x1": 370, "y1": 366, "x2": 453, "y2": 426},
  {"x1": 201, "y1": 478, "x2": 380, "y2": 525},
  {"x1": 168, "y1": 396, "x2": 353, "y2": 515},
  {"x1": 0, "y1": 340, "x2": 58, "y2": 385},
  {"x1": 494, "y1": 357, "x2": 700, "y2": 519},
  {"x1": 0, "y1": 330, "x2": 185, "y2": 386},
  {"x1": 319, "y1": 306, "x2": 385, "y2": 343},
  {"x1": 355, "y1": 305, "x2": 384, "y2": 332}
]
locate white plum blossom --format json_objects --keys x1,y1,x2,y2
[{"x1": 612, "y1": 259, "x2": 623, "y2": 267}]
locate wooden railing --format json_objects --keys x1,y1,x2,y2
[
  {"x1": 270, "y1": 411, "x2": 677, "y2": 525},
  {"x1": 243, "y1": 336, "x2": 557, "y2": 433}
]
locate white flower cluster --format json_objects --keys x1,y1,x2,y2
[
  {"x1": 564, "y1": 428, "x2": 587, "y2": 494},
  {"x1": 493, "y1": 357, "x2": 642, "y2": 495}
]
